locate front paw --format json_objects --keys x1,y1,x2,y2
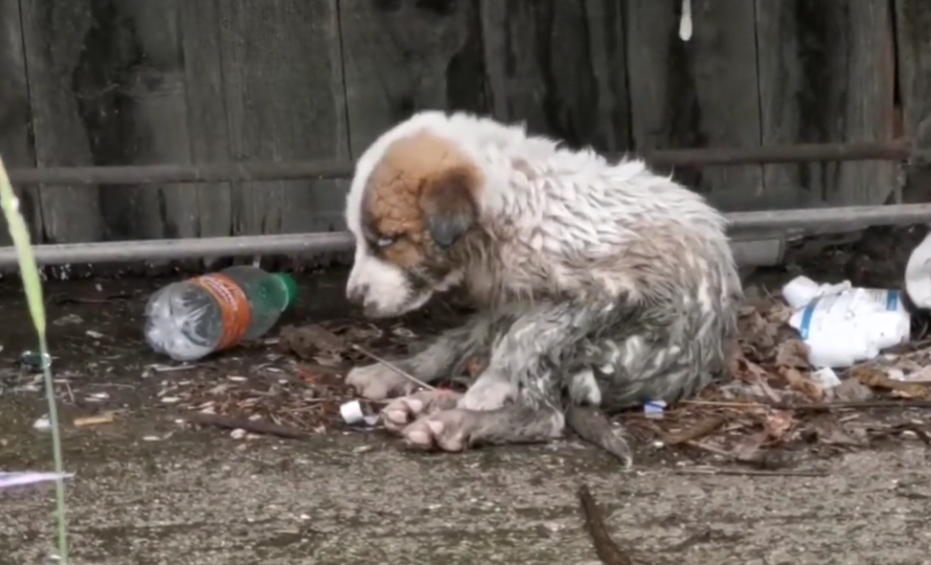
[
  {"x1": 402, "y1": 409, "x2": 479, "y2": 452},
  {"x1": 345, "y1": 363, "x2": 419, "y2": 400},
  {"x1": 380, "y1": 389, "x2": 463, "y2": 432}
]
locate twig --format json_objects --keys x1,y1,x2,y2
[
  {"x1": 683, "y1": 399, "x2": 931, "y2": 411},
  {"x1": 180, "y1": 411, "x2": 308, "y2": 439},
  {"x1": 351, "y1": 344, "x2": 435, "y2": 390},
  {"x1": 777, "y1": 399, "x2": 931, "y2": 410},
  {"x1": 577, "y1": 484, "x2": 636, "y2": 565},
  {"x1": 664, "y1": 415, "x2": 727, "y2": 446},
  {"x1": 681, "y1": 400, "x2": 764, "y2": 408},
  {"x1": 674, "y1": 468, "x2": 828, "y2": 478}
]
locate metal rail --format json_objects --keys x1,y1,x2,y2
[
  {"x1": 3, "y1": 203, "x2": 930, "y2": 268},
  {"x1": 5, "y1": 140, "x2": 911, "y2": 186}
]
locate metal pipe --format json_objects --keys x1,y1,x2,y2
[
  {"x1": 0, "y1": 232, "x2": 355, "y2": 267},
  {"x1": 5, "y1": 140, "x2": 910, "y2": 186},
  {"x1": 1, "y1": 203, "x2": 930, "y2": 268}
]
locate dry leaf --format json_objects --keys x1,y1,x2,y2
[
  {"x1": 774, "y1": 339, "x2": 810, "y2": 368},
  {"x1": 900, "y1": 365, "x2": 931, "y2": 384},
  {"x1": 807, "y1": 417, "x2": 865, "y2": 447},
  {"x1": 731, "y1": 430, "x2": 767, "y2": 462},
  {"x1": 279, "y1": 324, "x2": 347, "y2": 360},
  {"x1": 778, "y1": 367, "x2": 825, "y2": 402},
  {"x1": 729, "y1": 350, "x2": 771, "y2": 381},
  {"x1": 849, "y1": 365, "x2": 931, "y2": 399},
  {"x1": 763, "y1": 302, "x2": 793, "y2": 325},
  {"x1": 832, "y1": 378, "x2": 874, "y2": 402},
  {"x1": 763, "y1": 410, "x2": 796, "y2": 440}
]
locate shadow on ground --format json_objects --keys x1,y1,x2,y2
[{"x1": 0, "y1": 268, "x2": 930, "y2": 564}]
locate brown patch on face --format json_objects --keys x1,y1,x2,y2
[{"x1": 361, "y1": 130, "x2": 483, "y2": 274}]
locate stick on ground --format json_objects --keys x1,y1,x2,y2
[{"x1": 577, "y1": 484, "x2": 637, "y2": 565}]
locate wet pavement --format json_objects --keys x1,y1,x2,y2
[{"x1": 0, "y1": 270, "x2": 930, "y2": 564}]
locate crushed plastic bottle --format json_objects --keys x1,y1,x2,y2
[
  {"x1": 782, "y1": 276, "x2": 910, "y2": 368},
  {"x1": 144, "y1": 265, "x2": 298, "y2": 362}
]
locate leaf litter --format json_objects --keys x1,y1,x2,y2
[{"x1": 625, "y1": 284, "x2": 931, "y2": 469}]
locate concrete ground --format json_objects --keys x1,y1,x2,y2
[
  {"x1": 2, "y1": 429, "x2": 931, "y2": 565},
  {"x1": 0, "y1": 270, "x2": 930, "y2": 565}
]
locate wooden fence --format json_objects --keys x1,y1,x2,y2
[{"x1": 0, "y1": 0, "x2": 928, "y2": 250}]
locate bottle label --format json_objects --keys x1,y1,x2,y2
[{"x1": 190, "y1": 273, "x2": 252, "y2": 351}]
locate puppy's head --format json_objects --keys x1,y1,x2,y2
[{"x1": 345, "y1": 130, "x2": 483, "y2": 318}]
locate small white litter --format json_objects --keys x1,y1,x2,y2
[{"x1": 339, "y1": 400, "x2": 380, "y2": 427}]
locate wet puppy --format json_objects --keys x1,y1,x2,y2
[{"x1": 343, "y1": 110, "x2": 742, "y2": 466}]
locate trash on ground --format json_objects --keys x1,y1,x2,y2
[
  {"x1": 643, "y1": 400, "x2": 666, "y2": 420},
  {"x1": 782, "y1": 276, "x2": 910, "y2": 368},
  {"x1": 0, "y1": 471, "x2": 74, "y2": 491},
  {"x1": 143, "y1": 265, "x2": 299, "y2": 362},
  {"x1": 74, "y1": 412, "x2": 116, "y2": 427},
  {"x1": 32, "y1": 415, "x2": 51, "y2": 431},
  {"x1": 339, "y1": 400, "x2": 380, "y2": 427},
  {"x1": 20, "y1": 350, "x2": 52, "y2": 372}
]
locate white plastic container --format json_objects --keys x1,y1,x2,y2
[
  {"x1": 781, "y1": 276, "x2": 852, "y2": 310},
  {"x1": 905, "y1": 226, "x2": 931, "y2": 308},
  {"x1": 783, "y1": 277, "x2": 910, "y2": 368}
]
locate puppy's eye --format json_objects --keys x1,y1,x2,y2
[{"x1": 375, "y1": 235, "x2": 397, "y2": 249}]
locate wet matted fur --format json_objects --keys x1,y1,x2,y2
[{"x1": 342, "y1": 110, "x2": 743, "y2": 465}]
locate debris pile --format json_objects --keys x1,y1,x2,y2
[{"x1": 625, "y1": 286, "x2": 931, "y2": 468}]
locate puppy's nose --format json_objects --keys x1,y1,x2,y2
[{"x1": 346, "y1": 283, "x2": 369, "y2": 306}]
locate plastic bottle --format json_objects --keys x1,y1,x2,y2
[
  {"x1": 144, "y1": 266, "x2": 299, "y2": 362},
  {"x1": 783, "y1": 276, "x2": 910, "y2": 368}
]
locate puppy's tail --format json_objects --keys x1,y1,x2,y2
[{"x1": 566, "y1": 405, "x2": 633, "y2": 468}]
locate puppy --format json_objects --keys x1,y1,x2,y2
[{"x1": 343, "y1": 110, "x2": 742, "y2": 465}]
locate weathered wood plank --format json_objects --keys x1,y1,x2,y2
[
  {"x1": 338, "y1": 0, "x2": 485, "y2": 156},
  {"x1": 626, "y1": 0, "x2": 763, "y2": 210},
  {"x1": 479, "y1": 0, "x2": 631, "y2": 153},
  {"x1": 101, "y1": 0, "x2": 200, "y2": 245},
  {"x1": 218, "y1": 0, "x2": 349, "y2": 238},
  {"x1": 895, "y1": 0, "x2": 931, "y2": 138},
  {"x1": 894, "y1": 0, "x2": 931, "y2": 204},
  {"x1": 756, "y1": 0, "x2": 896, "y2": 207},
  {"x1": 179, "y1": 0, "x2": 234, "y2": 243},
  {"x1": 0, "y1": 0, "x2": 38, "y2": 245},
  {"x1": 19, "y1": 0, "x2": 105, "y2": 243}
]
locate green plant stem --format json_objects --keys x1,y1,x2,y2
[
  {"x1": 0, "y1": 152, "x2": 69, "y2": 564},
  {"x1": 40, "y1": 334, "x2": 69, "y2": 563}
]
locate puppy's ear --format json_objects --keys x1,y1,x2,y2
[{"x1": 419, "y1": 167, "x2": 478, "y2": 249}]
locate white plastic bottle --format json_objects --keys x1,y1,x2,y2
[
  {"x1": 784, "y1": 278, "x2": 910, "y2": 368},
  {"x1": 144, "y1": 265, "x2": 298, "y2": 362}
]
